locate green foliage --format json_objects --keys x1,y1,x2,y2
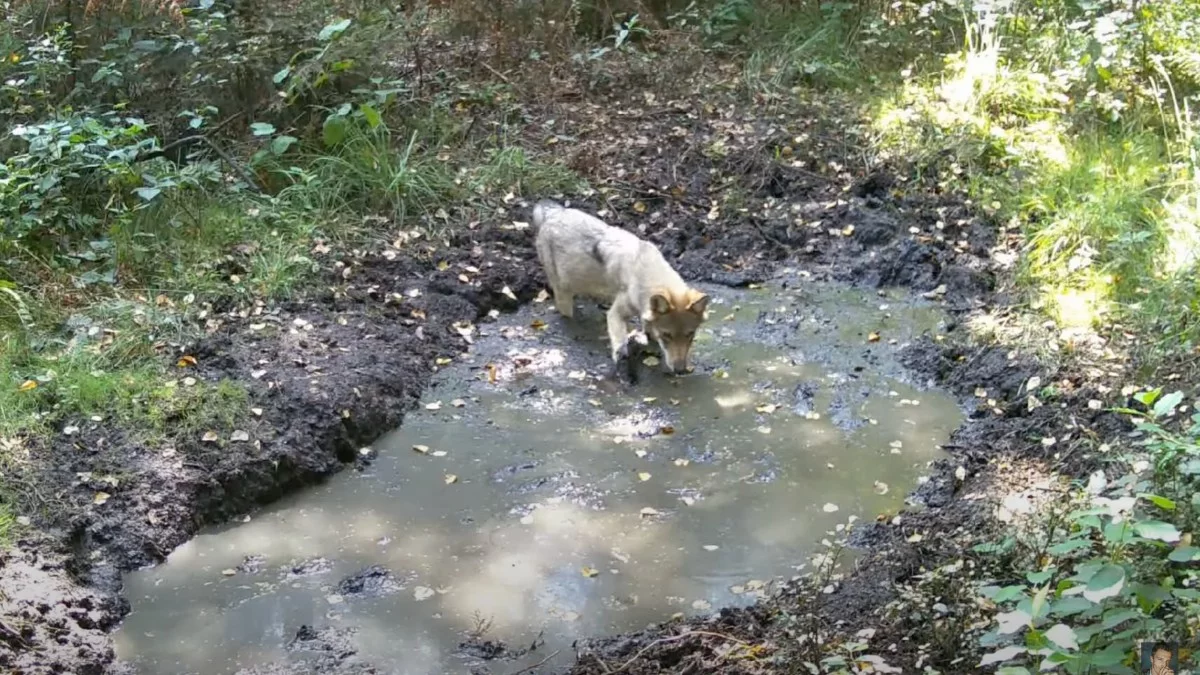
[{"x1": 976, "y1": 390, "x2": 1200, "y2": 673}]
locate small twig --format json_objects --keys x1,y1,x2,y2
[
  {"x1": 505, "y1": 649, "x2": 561, "y2": 675},
  {"x1": 605, "y1": 631, "x2": 750, "y2": 674},
  {"x1": 144, "y1": 135, "x2": 262, "y2": 193},
  {"x1": 481, "y1": 61, "x2": 515, "y2": 85}
]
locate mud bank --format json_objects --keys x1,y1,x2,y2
[{"x1": 0, "y1": 71, "x2": 1124, "y2": 675}]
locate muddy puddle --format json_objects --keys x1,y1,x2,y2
[{"x1": 113, "y1": 272, "x2": 964, "y2": 674}]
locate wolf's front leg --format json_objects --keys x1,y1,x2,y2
[{"x1": 606, "y1": 304, "x2": 630, "y2": 364}]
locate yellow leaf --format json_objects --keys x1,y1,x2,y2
[
  {"x1": 674, "y1": 458, "x2": 690, "y2": 467},
  {"x1": 638, "y1": 472, "x2": 652, "y2": 482},
  {"x1": 867, "y1": 332, "x2": 880, "y2": 342},
  {"x1": 842, "y1": 225, "x2": 855, "y2": 236},
  {"x1": 201, "y1": 431, "x2": 219, "y2": 442},
  {"x1": 530, "y1": 319, "x2": 546, "y2": 331},
  {"x1": 487, "y1": 363, "x2": 498, "y2": 384},
  {"x1": 435, "y1": 357, "x2": 452, "y2": 366},
  {"x1": 177, "y1": 355, "x2": 197, "y2": 368},
  {"x1": 444, "y1": 474, "x2": 458, "y2": 485},
  {"x1": 437, "y1": 260, "x2": 449, "y2": 271},
  {"x1": 755, "y1": 403, "x2": 778, "y2": 413},
  {"x1": 534, "y1": 289, "x2": 550, "y2": 303},
  {"x1": 633, "y1": 201, "x2": 647, "y2": 214},
  {"x1": 18, "y1": 380, "x2": 37, "y2": 392},
  {"x1": 412, "y1": 309, "x2": 427, "y2": 320},
  {"x1": 93, "y1": 492, "x2": 111, "y2": 505},
  {"x1": 412, "y1": 444, "x2": 430, "y2": 454},
  {"x1": 581, "y1": 566, "x2": 599, "y2": 578}
]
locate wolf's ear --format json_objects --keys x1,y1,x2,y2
[
  {"x1": 686, "y1": 291, "x2": 710, "y2": 316},
  {"x1": 649, "y1": 293, "x2": 674, "y2": 316}
]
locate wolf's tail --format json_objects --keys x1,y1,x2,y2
[{"x1": 530, "y1": 200, "x2": 562, "y2": 235}]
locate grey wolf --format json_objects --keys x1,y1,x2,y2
[{"x1": 530, "y1": 200, "x2": 709, "y2": 375}]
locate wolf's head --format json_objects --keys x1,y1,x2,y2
[{"x1": 643, "y1": 288, "x2": 710, "y2": 375}]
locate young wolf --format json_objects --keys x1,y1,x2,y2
[{"x1": 531, "y1": 200, "x2": 709, "y2": 375}]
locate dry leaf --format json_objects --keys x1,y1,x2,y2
[
  {"x1": 413, "y1": 586, "x2": 435, "y2": 601},
  {"x1": 177, "y1": 355, "x2": 197, "y2": 368},
  {"x1": 867, "y1": 332, "x2": 881, "y2": 342},
  {"x1": 535, "y1": 289, "x2": 550, "y2": 303},
  {"x1": 436, "y1": 260, "x2": 449, "y2": 271},
  {"x1": 756, "y1": 403, "x2": 778, "y2": 414},
  {"x1": 250, "y1": 369, "x2": 267, "y2": 379},
  {"x1": 451, "y1": 398, "x2": 466, "y2": 408},
  {"x1": 659, "y1": 425, "x2": 675, "y2": 435},
  {"x1": 412, "y1": 444, "x2": 430, "y2": 454},
  {"x1": 18, "y1": 380, "x2": 37, "y2": 392},
  {"x1": 642, "y1": 355, "x2": 660, "y2": 366},
  {"x1": 639, "y1": 507, "x2": 660, "y2": 518},
  {"x1": 425, "y1": 401, "x2": 443, "y2": 410},
  {"x1": 251, "y1": 407, "x2": 263, "y2": 417},
  {"x1": 531, "y1": 319, "x2": 547, "y2": 331},
  {"x1": 221, "y1": 568, "x2": 237, "y2": 577},
  {"x1": 581, "y1": 566, "x2": 600, "y2": 578},
  {"x1": 458, "y1": 274, "x2": 470, "y2": 283},
  {"x1": 674, "y1": 458, "x2": 690, "y2": 467},
  {"x1": 93, "y1": 492, "x2": 111, "y2": 505},
  {"x1": 823, "y1": 503, "x2": 839, "y2": 512},
  {"x1": 501, "y1": 285, "x2": 518, "y2": 301},
  {"x1": 201, "y1": 431, "x2": 219, "y2": 443},
  {"x1": 435, "y1": 357, "x2": 452, "y2": 366},
  {"x1": 487, "y1": 363, "x2": 497, "y2": 384},
  {"x1": 703, "y1": 544, "x2": 719, "y2": 551},
  {"x1": 230, "y1": 430, "x2": 250, "y2": 442},
  {"x1": 412, "y1": 309, "x2": 427, "y2": 320},
  {"x1": 637, "y1": 472, "x2": 652, "y2": 482},
  {"x1": 444, "y1": 474, "x2": 458, "y2": 484},
  {"x1": 633, "y1": 201, "x2": 647, "y2": 214}
]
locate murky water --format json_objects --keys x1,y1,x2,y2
[{"x1": 114, "y1": 274, "x2": 963, "y2": 674}]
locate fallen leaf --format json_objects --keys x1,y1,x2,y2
[
  {"x1": 674, "y1": 458, "x2": 690, "y2": 467},
  {"x1": 501, "y1": 285, "x2": 518, "y2": 301},
  {"x1": 18, "y1": 380, "x2": 37, "y2": 391},
  {"x1": 425, "y1": 401, "x2": 443, "y2": 410},
  {"x1": 531, "y1": 319, "x2": 546, "y2": 331},
  {"x1": 535, "y1": 289, "x2": 550, "y2": 303},
  {"x1": 202, "y1": 431, "x2": 219, "y2": 443},
  {"x1": 643, "y1": 355, "x2": 660, "y2": 367},
  {"x1": 638, "y1": 472, "x2": 652, "y2": 482},
  {"x1": 581, "y1": 566, "x2": 599, "y2": 578},
  {"x1": 634, "y1": 449, "x2": 647, "y2": 458},
  {"x1": 221, "y1": 568, "x2": 237, "y2": 577},
  {"x1": 435, "y1": 357, "x2": 452, "y2": 366},
  {"x1": 412, "y1": 444, "x2": 430, "y2": 454},
  {"x1": 874, "y1": 481, "x2": 889, "y2": 495},
  {"x1": 639, "y1": 507, "x2": 660, "y2": 518},
  {"x1": 93, "y1": 492, "x2": 111, "y2": 505},
  {"x1": 633, "y1": 201, "x2": 647, "y2": 214},
  {"x1": 487, "y1": 363, "x2": 498, "y2": 384},
  {"x1": 823, "y1": 503, "x2": 839, "y2": 513},
  {"x1": 177, "y1": 355, "x2": 197, "y2": 368},
  {"x1": 250, "y1": 369, "x2": 267, "y2": 379},
  {"x1": 230, "y1": 430, "x2": 250, "y2": 442},
  {"x1": 659, "y1": 425, "x2": 675, "y2": 435},
  {"x1": 413, "y1": 586, "x2": 435, "y2": 601},
  {"x1": 444, "y1": 474, "x2": 458, "y2": 485},
  {"x1": 451, "y1": 398, "x2": 467, "y2": 408},
  {"x1": 974, "y1": 387, "x2": 987, "y2": 398},
  {"x1": 458, "y1": 274, "x2": 470, "y2": 283},
  {"x1": 431, "y1": 450, "x2": 447, "y2": 457},
  {"x1": 702, "y1": 545, "x2": 719, "y2": 551},
  {"x1": 251, "y1": 407, "x2": 263, "y2": 417},
  {"x1": 692, "y1": 599, "x2": 712, "y2": 610},
  {"x1": 183, "y1": 377, "x2": 197, "y2": 387},
  {"x1": 643, "y1": 397, "x2": 658, "y2": 403},
  {"x1": 437, "y1": 260, "x2": 450, "y2": 271},
  {"x1": 756, "y1": 403, "x2": 778, "y2": 413},
  {"x1": 867, "y1": 332, "x2": 880, "y2": 342},
  {"x1": 412, "y1": 309, "x2": 427, "y2": 320}
]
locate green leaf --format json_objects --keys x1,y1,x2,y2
[
  {"x1": 318, "y1": 18, "x2": 352, "y2": 41},
  {"x1": 250, "y1": 122, "x2": 276, "y2": 137},
  {"x1": 1132, "y1": 520, "x2": 1180, "y2": 542},
  {"x1": 360, "y1": 103, "x2": 382, "y2": 129},
  {"x1": 993, "y1": 585, "x2": 1026, "y2": 603},
  {"x1": 134, "y1": 187, "x2": 162, "y2": 201},
  {"x1": 1132, "y1": 583, "x2": 1171, "y2": 613},
  {"x1": 1083, "y1": 564, "x2": 1125, "y2": 603},
  {"x1": 1103, "y1": 521, "x2": 1134, "y2": 544},
  {"x1": 273, "y1": 67, "x2": 291, "y2": 84},
  {"x1": 270, "y1": 135, "x2": 298, "y2": 156},
  {"x1": 1133, "y1": 389, "x2": 1159, "y2": 407},
  {"x1": 1140, "y1": 493, "x2": 1176, "y2": 510},
  {"x1": 1100, "y1": 608, "x2": 1141, "y2": 630},
  {"x1": 1050, "y1": 596, "x2": 1093, "y2": 617},
  {"x1": 322, "y1": 115, "x2": 347, "y2": 147},
  {"x1": 1027, "y1": 569, "x2": 1054, "y2": 584},
  {"x1": 1047, "y1": 538, "x2": 1092, "y2": 555},
  {"x1": 1168, "y1": 546, "x2": 1200, "y2": 562},
  {"x1": 1152, "y1": 391, "x2": 1184, "y2": 418},
  {"x1": 1044, "y1": 623, "x2": 1078, "y2": 651}
]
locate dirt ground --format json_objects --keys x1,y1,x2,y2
[{"x1": 0, "y1": 51, "x2": 1143, "y2": 675}]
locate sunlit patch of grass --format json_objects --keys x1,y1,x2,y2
[{"x1": 471, "y1": 146, "x2": 582, "y2": 197}]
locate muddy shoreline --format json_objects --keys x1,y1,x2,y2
[{"x1": 0, "y1": 82, "x2": 1131, "y2": 675}]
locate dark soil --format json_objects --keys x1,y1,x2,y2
[{"x1": 0, "y1": 51, "x2": 1144, "y2": 675}]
